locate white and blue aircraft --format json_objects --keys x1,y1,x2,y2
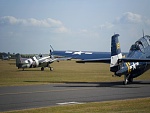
[{"x1": 77, "y1": 34, "x2": 150, "y2": 85}]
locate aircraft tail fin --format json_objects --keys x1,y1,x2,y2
[
  {"x1": 110, "y1": 34, "x2": 122, "y2": 72},
  {"x1": 16, "y1": 53, "x2": 22, "y2": 68}
]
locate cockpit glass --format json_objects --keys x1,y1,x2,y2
[
  {"x1": 130, "y1": 44, "x2": 140, "y2": 51},
  {"x1": 130, "y1": 40, "x2": 145, "y2": 53}
]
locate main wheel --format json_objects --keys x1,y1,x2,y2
[
  {"x1": 123, "y1": 75, "x2": 128, "y2": 85},
  {"x1": 50, "y1": 67, "x2": 53, "y2": 71},
  {"x1": 41, "y1": 67, "x2": 44, "y2": 71},
  {"x1": 123, "y1": 79, "x2": 128, "y2": 85},
  {"x1": 128, "y1": 77, "x2": 133, "y2": 83}
]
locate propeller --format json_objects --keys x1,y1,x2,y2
[
  {"x1": 50, "y1": 49, "x2": 52, "y2": 58},
  {"x1": 142, "y1": 29, "x2": 145, "y2": 37}
]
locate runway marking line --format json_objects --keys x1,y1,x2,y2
[{"x1": 57, "y1": 102, "x2": 84, "y2": 105}]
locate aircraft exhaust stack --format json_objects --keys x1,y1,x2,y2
[{"x1": 110, "y1": 34, "x2": 122, "y2": 73}]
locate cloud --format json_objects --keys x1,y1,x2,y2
[
  {"x1": 92, "y1": 12, "x2": 143, "y2": 31},
  {"x1": 0, "y1": 16, "x2": 68, "y2": 33},
  {"x1": 79, "y1": 29, "x2": 88, "y2": 33},
  {"x1": 100, "y1": 22, "x2": 114, "y2": 29},
  {"x1": 115, "y1": 12, "x2": 143, "y2": 24},
  {"x1": 53, "y1": 26, "x2": 69, "y2": 33}
]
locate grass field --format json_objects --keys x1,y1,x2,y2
[
  {"x1": 1, "y1": 60, "x2": 150, "y2": 113},
  {"x1": 0, "y1": 60, "x2": 150, "y2": 86},
  {"x1": 4, "y1": 98, "x2": 150, "y2": 113}
]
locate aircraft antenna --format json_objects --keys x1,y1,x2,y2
[{"x1": 142, "y1": 29, "x2": 145, "y2": 37}]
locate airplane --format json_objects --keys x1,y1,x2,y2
[
  {"x1": 16, "y1": 49, "x2": 71, "y2": 71},
  {"x1": 1, "y1": 52, "x2": 11, "y2": 60},
  {"x1": 77, "y1": 34, "x2": 150, "y2": 85}
]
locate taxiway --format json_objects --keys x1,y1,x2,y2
[{"x1": 0, "y1": 80, "x2": 150, "y2": 112}]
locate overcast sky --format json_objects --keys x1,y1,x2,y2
[{"x1": 0, "y1": 0, "x2": 150, "y2": 54}]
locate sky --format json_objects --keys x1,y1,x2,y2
[{"x1": 0, "y1": 0, "x2": 150, "y2": 54}]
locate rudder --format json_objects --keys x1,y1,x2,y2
[{"x1": 110, "y1": 34, "x2": 122, "y2": 72}]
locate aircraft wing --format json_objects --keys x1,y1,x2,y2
[
  {"x1": 119, "y1": 58, "x2": 150, "y2": 62},
  {"x1": 52, "y1": 50, "x2": 111, "y2": 60},
  {"x1": 76, "y1": 58, "x2": 111, "y2": 63},
  {"x1": 40, "y1": 58, "x2": 52, "y2": 63},
  {"x1": 76, "y1": 57, "x2": 150, "y2": 64}
]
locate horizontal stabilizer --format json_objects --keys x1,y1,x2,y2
[
  {"x1": 76, "y1": 58, "x2": 110, "y2": 63},
  {"x1": 119, "y1": 58, "x2": 150, "y2": 62}
]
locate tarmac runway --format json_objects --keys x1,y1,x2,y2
[{"x1": 0, "y1": 80, "x2": 150, "y2": 112}]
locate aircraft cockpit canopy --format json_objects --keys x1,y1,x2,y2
[
  {"x1": 130, "y1": 35, "x2": 150, "y2": 52},
  {"x1": 130, "y1": 44, "x2": 140, "y2": 51},
  {"x1": 130, "y1": 41, "x2": 145, "y2": 51}
]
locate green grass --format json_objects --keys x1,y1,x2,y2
[
  {"x1": 0, "y1": 60, "x2": 150, "y2": 86},
  {"x1": 4, "y1": 98, "x2": 150, "y2": 113},
  {"x1": 1, "y1": 60, "x2": 150, "y2": 113}
]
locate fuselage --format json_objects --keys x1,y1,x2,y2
[
  {"x1": 117, "y1": 35, "x2": 150, "y2": 78},
  {"x1": 17, "y1": 55, "x2": 52, "y2": 69}
]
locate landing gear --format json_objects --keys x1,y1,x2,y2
[
  {"x1": 48, "y1": 64, "x2": 53, "y2": 71},
  {"x1": 41, "y1": 67, "x2": 44, "y2": 71},
  {"x1": 123, "y1": 75, "x2": 128, "y2": 85},
  {"x1": 128, "y1": 77, "x2": 133, "y2": 83},
  {"x1": 50, "y1": 67, "x2": 53, "y2": 71},
  {"x1": 123, "y1": 74, "x2": 133, "y2": 85},
  {"x1": 41, "y1": 66, "x2": 54, "y2": 71}
]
